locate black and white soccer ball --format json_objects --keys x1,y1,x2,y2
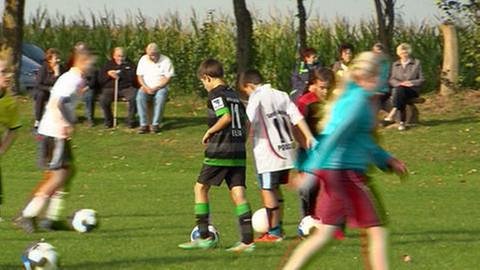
[
  {"x1": 297, "y1": 215, "x2": 319, "y2": 237},
  {"x1": 71, "y1": 209, "x2": 98, "y2": 233},
  {"x1": 190, "y1": 225, "x2": 219, "y2": 243},
  {"x1": 22, "y1": 241, "x2": 58, "y2": 270}
]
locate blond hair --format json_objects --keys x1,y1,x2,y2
[
  {"x1": 319, "y1": 52, "x2": 381, "y2": 131},
  {"x1": 145, "y1": 43, "x2": 159, "y2": 54},
  {"x1": 396, "y1": 43, "x2": 412, "y2": 56}
]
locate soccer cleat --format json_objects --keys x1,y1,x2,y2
[
  {"x1": 254, "y1": 233, "x2": 283, "y2": 243},
  {"x1": 333, "y1": 228, "x2": 346, "y2": 241},
  {"x1": 178, "y1": 237, "x2": 216, "y2": 250},
  {"x1": 398, "y1": 122, "x2": 406, "y2": 131},
  {"x1": 13, "y1": 216, "x2": 36, "y2": 234},
  {"x1": 226, "y1": 242, "x2": 256, "y2": 253},
  {"x1": 38, "y1": 219, "x2": 71, "y2": 231}
]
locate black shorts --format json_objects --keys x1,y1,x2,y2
[
  {"x1": 257, "y1": 169, "x2": 290, "y2": 190},
  {"x1": 197, "y1": 165, "x2": 246, "y2": 189},
  {"x1": 38, "y1": 136, "x2": 73, "y2": 170}
]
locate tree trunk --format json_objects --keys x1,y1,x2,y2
[
  {"x1": 233, "y1": 0, "x2": 254, "y2": 77},
  {"x1": 0, "y1": 0, "x2": 25, "y2": 94},
  {"x1": 296, "y1": 0, "x2": 307, "y2": 51},
  {"x1": 439, "y1": 23, "x2": 459, "y2": 96},
  {"x1": 373, "y1": 0, "x2": 395, "y2": 54}
]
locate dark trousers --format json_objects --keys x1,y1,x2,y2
[
  {"x1": 83, "y1": 89, "x2": 95, "y2": 122},
  {"x1": 100, "y1": 87, "x2": 137, "y2": 126},
  {"x1": 34, "y1": 90, "x2": 50, "y2": 122},
  {"x1": 392, "y1": 86, "x2": 419, "y2": 122}
]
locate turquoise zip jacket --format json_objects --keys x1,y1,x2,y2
[{"x1": 303, "y1": 81, "x2": 392, "y2": 173}]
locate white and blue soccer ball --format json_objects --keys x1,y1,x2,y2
[
  {"x1": 190, "y1": 225, "x2": 220, "y2": 243},
  {"x1": 297, "y1": 215, "x2": 319, "y2": 237},
  {"x1": 22, "y1": 241, "x2": 58, "y2": 270},
  {"x1": 71, "y1": 209, "x2": 98, "y2": 233}
]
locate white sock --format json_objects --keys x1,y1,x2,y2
[
  {"x1": 22, "y1": 196, "x2": 48, "y2": 218},
  {"x1": 45, "y1": 191, "x2": 67, "y2": 221}
]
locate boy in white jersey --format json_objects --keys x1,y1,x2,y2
[
  {"x1": 15, "y1": 49, "x2": 95, "y2": 233},
  {"x1": 239, "y1": 70, "x2": 315, "y2": 242}
]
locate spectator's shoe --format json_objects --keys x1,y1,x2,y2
[
  {"x1": 178, "y1": 237, "x2": 216, "y2": 250},
  {"x1": 398, "y1": 122, "x2": 406, "y2": 131},
  {"x1": 382, "y1": 118, "x2": 395, "y2": 127},
  {"x1": 13, "y1": 216, "x2": 36, "y2": 234},
  {"x1": 152, "y1": 125, "x2": 161, "y2": 134},
  {"x1": 138, "y1": 126, "x2": 149, "y2": 134},
  {"x1": 38, "y1": 219, "x2": 71, "y2": 231},
  {"x1": 226, "y1": 242, "x2": 256, "y2": 253},
  {"x1": 255, "y1": 233, "x2": 283, "y2": 243}
]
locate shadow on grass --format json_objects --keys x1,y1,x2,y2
[{"x1": 420, "y1": 116, "x2": 479, "y2": 127}]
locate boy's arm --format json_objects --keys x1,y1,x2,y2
[
  {"x1": 0, "y1": 129, "x2": 17, "y2": 155},
  {"x1": 202, "y1": 113, "x2": 232, "y2": 144},
  {"x1": 286, "y1": 99, "x2": 315, "y2": 148}
]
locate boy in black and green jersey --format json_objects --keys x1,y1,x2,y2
[{"x1": 178, "y1": 59, "x2": 255, "y2": 253}]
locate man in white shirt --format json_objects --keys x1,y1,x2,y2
[
  {"x1": 136, "y1": 43, "x2": 174, "y2": 134},
  {"x1": 238, "y1": 70, "x2": 314, "y2": 242}
]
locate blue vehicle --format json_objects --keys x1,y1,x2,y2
[{"x1": 20, "y1": 43, "x2": 45, "y2": 92}]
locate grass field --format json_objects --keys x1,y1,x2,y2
[{"x1": 0, "y1": 92, "x2": 479, "y2": 270}]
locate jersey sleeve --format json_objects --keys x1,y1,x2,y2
[
  {"x1": 287, "y1": 98, "x2": 304, "y2": 125},
  {"x1": 210, "y1": 95, "x2": 230, "y2": 117}
]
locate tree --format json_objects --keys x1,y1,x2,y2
[
  {"x1": 296, "y1": 0, "x2": 307, "y2": 51},
  {"x1": 0, "y1": 0, "x2": 25, "y2": 94},
  {"x1": 439, "y1": 23, "x2": 459, "y2": 96},
  {"x1": 233, "y1": 0, "x2": 254, "y2": 76},
  {"x1": 373, "y1": 0, "x2": 395, "y2": 54}
]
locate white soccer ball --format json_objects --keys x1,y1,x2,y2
[
  {"x1": 22, "y1": 242, "x2": 58, "y2": 270},
  {"x1": 297, "y1": 215, "x2": 319, "y2": 237},
  {"x1": 71, "y1": 209, "x2": 98, "y2": 233},
  {"x1": 190, "y1": 225, "x2": 220, "y2": 243},
  {"x1": 252, "y1": 208, "x2": 269, "y2": 233}
]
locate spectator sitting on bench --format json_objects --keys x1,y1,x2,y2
[
  {"x1": 384, "y1": 43, "x2": 425, "y2": 131},
  {"x1": 98, "y1": 47, "x2": 138, "y2": 129}
]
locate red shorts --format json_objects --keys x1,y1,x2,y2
[{"x1": 313, "y1": 170, "x2": 383, "y2": 228}]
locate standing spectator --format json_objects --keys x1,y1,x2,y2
[
  {"x1": 290, "y1": 47, "x2": 322, "y2": 102},
  {"x1": 34, "y1": 48, "x2": 66, "y2": 131},
  {"x1": 384, "y1": 43, "x2": 425, "y2": 131},
  {"x1": 67, "y1": 42, "x2": 99, "y2": 127},
  {"x1": 332, "y1": 43, "x2": 354, "y2": 79},
  {"x1": 371, "y1": 43, "x2": 392, "y2": 110},
  {"x1": 98, "y1": 47, "x2": 138, "y2": 129},
  {"x1": 136, "y1": 43, "x2": 174, "y2": 134}
]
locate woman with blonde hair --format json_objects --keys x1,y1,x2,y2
[{"x1": 283, "y1": 52, "x2": 408, "y2": 270}]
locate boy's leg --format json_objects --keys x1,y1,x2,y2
[
  {"x1": 230, "y1": 186, "x2": 254, "y2": 245},
  {"x1": 298, "y1": 173, "x2": 318, "y2": 217},
  {"x1": 194, "y1": 182, "x2": 211, "y2": 239},
  {"x1": 99, "y1": 88, "x2": 114, "y2": 127},
  {"x1": 367, "y1": 226, "x2": 389, "y2": 270},
  {"x1": 83, "y1": 89, "x2": 95, "y2": 125},
  {"x1": 282, "y1": 224, "x2": 337, "y2": 270}
]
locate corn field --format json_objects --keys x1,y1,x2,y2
[{"x1": 21, "y1": 9, "x2": 478, "y2": 95}]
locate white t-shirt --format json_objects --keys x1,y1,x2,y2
[
  {"x1": 38, "y1": 69, "x2": 85, "y2": 138},
  {"x1": 246, "y1": 84, "x2": 304, "y2": 174},
  {"x1": 136, "y1": 54, "x2": 174, "y2": 88}
]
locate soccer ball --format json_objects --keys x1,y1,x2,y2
[
  {"x1": 22, "y1": 241, "x2": 58, "y2": 270},
  {"x1": 297, "y1": 215, "x2": 319, "y2": 237},
  {"x1": 252, "y1": 208, "x2": 269, "y2": 233},
  {"x1": 71, "y1": 209, "x2": 98, "y2": 233},
  {"x1": 190, "y1": 225, "x2": 219, "y2": 243}
]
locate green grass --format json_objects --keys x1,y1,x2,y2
[{"x1": 0, "y1": 93, "x2": 479, "y2": 270}]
